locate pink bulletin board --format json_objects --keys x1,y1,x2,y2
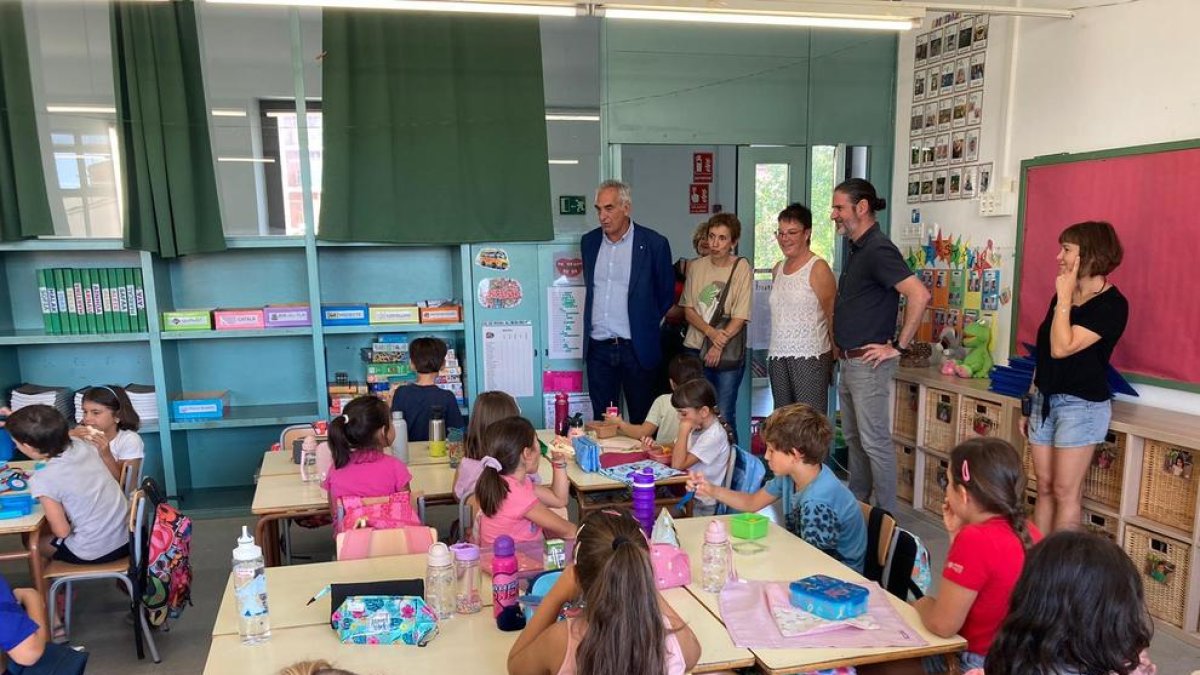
[{"x1": 1015, "y1": 140, "x2": 1200, "y2": 390}]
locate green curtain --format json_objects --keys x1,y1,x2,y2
[
  {"x1": 319, "y1": 11, "x2": 552, "y2": 244},
  {"x1": 0, "y1": 2, "x2": 54, "y2": 241},
  {"x1": 111, "y1": 0, "x2": 225, "y2": 257}
]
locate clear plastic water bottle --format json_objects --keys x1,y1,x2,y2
[
  {"x1": 425, "y1": 542, "x2": 455, "y2": 621},
  {"x1": 391, "y1": 411, "x2": 409, "y2": 463},
  {"x1": 631, "y1": 467, "x2": 656, "y2": 536},
  {"x1": 232, "y1": 526, "x2": 270, "y2": 644},
  {"x1": 450, "y1": 542, "x2": 482, "y2": 614},
  {"x1": 702, "y1": 520, "x2": 732, "y2": 593}
]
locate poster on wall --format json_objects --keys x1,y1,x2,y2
[
  {"x1": 689, "y1": 183, "x2": 710, "y2": 214},
  {"x1": 970, "y1": 53, "x2": 986, "y2": 88},
  {"x1": 908, "y1": 173, "x2": 921, "y2": 204},
  {"x1": 934, "y1": 171, "x2": 948, "y2": 201},
  {"x1": 978, "y1": 162, "x2": 994, "y2": 194},
  {"x1": 481, "y1": 321, "x2": 534, "y2": 397},
  {"x1": 547, "y1": 287, "x2": 585, "y2": 359},
  {"x1": 966, "y1": 129, "x2": 981, "y2": 163},
  {"x1": 951, "y1": 131, "x2": 966, "y2": 163},
  {"x1": 973, "y1": 15, "x2": 990, "y2": 50},
  {"x1": 949, "y1": 169, "x2": 962, "y2": 199},
  {"x1": 914, "y1": 69, "x2": 926, "y2": 101},
  {"x1": 938, "y1": 98, "x2": 953, "y2": 131},
  {"x1": 915, "y1": 33, "x2": 929, "y2": 65},
  {"x1": 475, "y1": 247, "x2": 510, "y2": 270},
  {"x1": 551, "y1": 252, "x2": 584, "y2": 286},
  {"x1": 920, "y1": 172, "x2": 934, "y2": 202},
  {"x1": 692, "y1": 152, "x2": 714, "y2": 183},
  {"x1": 477, "y1": 277, "x2": 523, "y2": 309},
  {"x1": 952, "y1": 95, "x2": 967, "y2": 128},
  {"x1": 967, "y1": 92, "x2": 983, "y2": 126},
  {"x1": 963, "y1": 165, "x2": 978, "y2": 199}
]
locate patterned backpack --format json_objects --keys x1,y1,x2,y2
[{"x1": 140, "y1": 479, "x2": 193, "y2": 627}]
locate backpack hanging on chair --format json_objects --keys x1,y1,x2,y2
[
  {"x1": 715, "y1": 445, "x2": 767, "y2": 516},
  {"x1": 140, "y1": 478, "x2": 193, "y2": 627}
]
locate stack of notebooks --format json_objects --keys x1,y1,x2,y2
[
  {"x1": 990, "y1": 343, "x2": 1139, "y2": 398},
  {"x1": 35, "y1": 268, "x2": 149, "y2": 335},
  {"x1": 72, "y1": 384, "x2": 159, "y2": 424},
  {"x1": 9, "y1": 384, "x2": 74, "y2": 419}
]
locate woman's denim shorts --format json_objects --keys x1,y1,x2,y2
[{"x1": 1028, "y1": 391, "x2": 1112, "y2": 448}]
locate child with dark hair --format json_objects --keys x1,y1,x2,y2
[
  {"x1": 6, "y1": 405, "x2": 128, "y2": 567},
  {"x1": 669, "y1": 379, "x2": 733, "y2": 516},
  {"x1": 609, "y1": 353, "x2": 704, "y2": 446},
  {"x1": 507, "y1": 509, "x2": 700, "y2": 675},
  {"x1": 77, "y1": 385, "x2": 143, "y2": 484},
  {"x1": 475, "y1": 416, "x2": 574, "y2": 547},
  {"x1": 389, "y1": 337, "x2": 464, "y2": 441},
  {"x1": 976, "y1": 531, "x2": 1155, "y2": 675},
  {"x1": 912, "y1": 437, "x2": 1043, "y2": 671},
  {"x1": 324, "y1": 395, "x2": 412, "y2": 509},
  {"x1": 688, "y1": 404, "x2": 866, "y2": 573}
]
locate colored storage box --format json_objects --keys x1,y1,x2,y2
[
  {"x1": 322, "y1": 304, "x2": 370, "y2": 326},
  {"x1": 419, "y1": 305, "x2": 462, "y2": 323},
  {"x1": 369, "y1": 304, "x2": 420, "y2": 325},
  {"x1": 788, "y1": 575, "x2": 869, "y2": 620},
  {"x1": 170, "y1": 390, "x2": 230, "y2": 421},
  {"x1": 264, "y1": 304, "x2": 313, "y2": 328},
  {"x1": 213, "y1": 308, "x2": 266, "y2": 331},
  {"x1": 162, "y1": 310, "x2": 212, "y2": 331},
  {"x1": 730, "y1": 513, "x2": 768, "y2": 540},
  {"x1": 0, "y1": 493, "x2": 34, "y2": 520}
]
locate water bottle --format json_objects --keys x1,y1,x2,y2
[
  {"x1": 702, "y1": 520, "x2": 732, "y2": 593},
  {"x1": 429, "y1": 405, "x2": 447, "y2": 457},
  {"x1": 425, "y1": 542, "x2": 455, "y2": 621},
  {"x1": 450, "y1": 542, "x2": 482, "y2": 614},
  {"x1": 391, "y1": 411, "x2": 409, "y2": 463},
  {"x1": 631, "y1": 467, "x2": 656, "y2": 536},
  {"x1": 554, "y1": 392, "x2": 568, "y2": 436},
  {"x1": 299, "y1": 435, "x2": 320, "y2": 482},
  {"x1": 492, "y1": 535, "x2": 524, "y2": 630},
  {"x1": 232, "y1": 526, "x2": 271, "y2": 644}
]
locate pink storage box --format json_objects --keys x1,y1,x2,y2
[
  {"x1": 212, "y1": 308, "x2": 265, "y2": 330},
  {"x1": 264, "y1": 304, "x2": 312, "y2": 328}
]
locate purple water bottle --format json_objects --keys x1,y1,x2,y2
[{"x1": 632, "y1": 467, "x2": 656, "y2": 535}]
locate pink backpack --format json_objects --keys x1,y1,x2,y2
[
  {"x1": 335, "y1": 492, "x2": 420, "y2": 534},
  {"x1": 650, "y1": 544, "x2": 692, "y2": 589}
]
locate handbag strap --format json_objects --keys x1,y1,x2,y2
[{"x1": 708, "y1": 257, "x2": 745, "y2": 327}]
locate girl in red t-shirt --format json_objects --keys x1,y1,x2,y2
[{"x1": 912, "y1": 438, "x2": 1043, "y2": 670}]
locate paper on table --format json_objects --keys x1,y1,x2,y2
[{"x1": 482, "y1": 321, "x2": 534, "y2": 397}]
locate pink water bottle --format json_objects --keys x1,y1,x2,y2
[
  {"x1": 632, "y1": 467, "x2": 656, "y2": 536},
  {"x1": 554, "y1": 392, "x2": 568, "y2": 436},
  {"x1": 492, "y1": 535, "x2": 524, "y2": 630}
]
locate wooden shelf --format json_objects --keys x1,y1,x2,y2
[
  {"x1": 0, "y1": 330, "x2": 150, "y2": 346},
  {"x1": 892, "y1": 433, "x2": 918, "y2": 446},
  {"x1": 1123, "y1": 514, "x2": 1195, "y2": 545},
  {"x1": 160, "y1": 328, "x2": 313, "y2": 341},
  {"x1": 169, "y1": 403, "x2": 319, "y2": 431},
  {"x1": 322, "y1": 323, "x2": 465, "y2": 335}
]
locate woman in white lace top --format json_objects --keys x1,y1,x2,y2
[{"x1": 768, "y1": 203, "x2": 837, "y2": 413}]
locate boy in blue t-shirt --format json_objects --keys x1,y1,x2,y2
[
  {"x1": 0, "y1": 573, "x2": 47, "y2": 667},
  {"x1": 390, "y1": 337, "x2": 464, "y2": 441},
  {"x1": 687, "y1": 403, "x2": 867, "y2": 573}
]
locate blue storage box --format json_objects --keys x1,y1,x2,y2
[
  {"x1": 321, "y1": 304, "x2": 370, "y2": 326},
  {"x1": 0, "y1": 493, "x2": 34, "y2": 519},
  {"x1": 170, "y1": 390, "x2": 230, "y2": 421},
  {"x1": 789, "y1": 575, "x2": 869, "y2": 621}
]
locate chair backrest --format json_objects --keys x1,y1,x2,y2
[
  {"x1": 858, "y1": 501, "x2": 897, "y2": 584},
  {"x1": 119, "y1": 461, "x2": 142, "y2": 497},
  {"x1": 127, "y1": 489, "x2": 150, "y2": 566},
  {"x1": 279, "y1": 424, "x2": 311, "y2": 454},
  {"x1": 882, "y1": 526, "x2": 933, "y2": 601}
]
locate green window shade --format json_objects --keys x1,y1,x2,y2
[
  {"x1": 0, "y1": 1, "x2": 54, "y2": 241},
  {"x1": 111, "y1": 0, "x2": 225, "y2": 258},
  {"x1": 319, "y1": 11, "x2": 552, "y2": 244}
]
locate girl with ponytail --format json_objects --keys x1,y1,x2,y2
[
  {"x1": 669, "y1": 378, "x2": 733, "y2": 516},
  {"x1": 474, "y1": 416, "x2": 574, "y2": 547},
  {"x1": 912, "y1": 437, "x2": 1043, "y2": 671},
  {"x1": 322, "y1": 395, "x2": 412, "y2": 509},
  {"x1": 507, "y1": 509, "x2": 700, "y2": 675}
]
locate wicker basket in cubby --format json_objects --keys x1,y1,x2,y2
[
  {"x1": 1023, "y1": 488, "x2": 1038, "y2": 518},
  {"x1": 1123, "y1": 525, "x2": 1192, "y2": 627},
  {"x1": 893, "y1": 381, "x2": 920, "y2": 441},
  {"x1": 898, "y1": 466, "x2": 915, "y2": 504},
  {"x1": 922, "y1": 453, "x2": 949, "y2": 515},
  {"x1": 1021, "y1": 439, "x2": 1036, "y2": 487},
  {"x1": 1137, "y1": 439, "x2": 1199, "y2": 533},
  {"x1": 896, "y1": 442, "x2": 917, "y2": 471},
  {"x1": 957, "y1": 397, "x2": 1005, "y2": 442},
  {"x1": 1082, "y1": 430, "x2": 1126, "y2": 509},
  {"x1": 1081, "y1": 508, "x2": 1119, "y2": 543},
  {"x1": 923, "y1": 389, "x2": 958, "y2": 453}
]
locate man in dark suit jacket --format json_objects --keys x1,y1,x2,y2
[{"x1": 582, "y1": 180, "x2": 675, "y2": 424}]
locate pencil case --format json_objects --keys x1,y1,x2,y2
[{"x1": 788, "y1": 575, "x2": 869, "y2": 621}]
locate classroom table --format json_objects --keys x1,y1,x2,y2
[
  {"x1": 257, "y1": 440, "x2": 450, "y2": 479},
  {"x1": 207, "y1": 550, "x2": 752, "y2": 674},
  {"x1": 0, "y1": 461, "x2": 47, "y2": 597},
  {"x1": 674, "y1": 516, "x2": 966, "y2": 675}
]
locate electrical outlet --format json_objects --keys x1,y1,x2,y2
[{"x1": 978, "y1": 191, "x2": 1015, "y2": 218}]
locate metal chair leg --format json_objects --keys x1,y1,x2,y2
[{"x1": 64, "y1": 580, "x2": 72, "y2": 637}]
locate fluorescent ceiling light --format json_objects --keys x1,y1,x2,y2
[
  {"x1": 546, "y1": 113, "x2": 600, "y2": 122},
  {"x1": 548, "y1": 159, "x2": 579, "y2": 165},
  {"x1": 602, "y1": 8, "x2": 915, "y2": 30},
  {"x1": 46, "y1": 105, "x2": 116, "y2": 115},
  {"x1": 206, "y1": 0, "x2": 578, "y2": 17},
  {"x1": 217, "y1": 156, "x2": 277, "y2": 163},
  {"x1": 211, "y1": 108, "x2": 248, "y2": 117}
]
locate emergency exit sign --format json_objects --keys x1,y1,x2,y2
[{"x1": 559, "y1": 195, "x2": 586, "y2": 215}]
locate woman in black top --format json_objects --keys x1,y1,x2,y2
[{"x1": 1021, "y1": 221, "x2": 1127, "y2": 534}]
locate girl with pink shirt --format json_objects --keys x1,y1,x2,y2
[
  {"x1": 475, "y1": 416, "x2": 574, "y2": 547},
  {"x1": 322, "y1": 396, "x2": 412, "y2": 509}
]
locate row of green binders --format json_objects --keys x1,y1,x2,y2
[{"x1": 36, "y1": 268, "x2": 149, "y2": 335}]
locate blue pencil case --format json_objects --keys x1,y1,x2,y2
[
  {"x1": 789, "y1": 575, "x2": 869, "y2": 621},
  {"x1": 573, "y1": 436, "x2": 601, "y2": 473}
]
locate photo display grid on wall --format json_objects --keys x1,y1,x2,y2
[{"x1": 909, "y1": 12, "x2": 988, "y2": 203}]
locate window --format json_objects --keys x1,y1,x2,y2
[
  {"x1": 259, "y1": 101, "x2": 323, "y2": 235},
  {"x1": 810, "y1": 145, "x2": 837, "y2": 262},
  {"x1": 49, "y1": 122, "x2": 123, "y2": 238}
]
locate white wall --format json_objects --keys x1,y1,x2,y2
[{"x1": 891, "y1": 0, "x2": 1200, "y2": 415}]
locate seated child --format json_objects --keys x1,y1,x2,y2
[
  {"x1": 669, "y1": 378, "x2": 733, "y2": 516},
  {"x1": 390, "y1": 337, "x2": 464, "y2": 441},
  {"x1": 912, "y1": 437, "x2": 1043, "y2": 671},
  {"x1": 507, "y1": 509, "x2": 700, "y2": 675},
  {"x1": 454, "y1": 390, "x2": 521, "y2": 502},
  {"x1": 323, "y1": 396, "x2": 412, "y2": 515},
  {"x1": 608, "y1": 353, "x2": 704, "y2": 446},
  {"x1": 7, "y1": 405, "x2": 129, "y2": 566},
  {"x1": 0, "y1": 572, "x2": 47, "y2": 668},
  {"x1": 476, "y1": 416, "x2": 575, "y2": 547},
  {"x1": 77, "y1": 385, "x2": 144, "y2": 487},
  {"x1": 688, "y1": 403, "x2": 866, "y2": 573},
  {"x1": 976, "y1": 530, "x2": 1156, "y2": 675}
]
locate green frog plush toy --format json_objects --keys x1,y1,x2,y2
[{"x1": 942, "y1": 320, "x2": 993, "y2": 379}]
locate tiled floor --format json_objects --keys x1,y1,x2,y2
[{"x1": 3, "y1": 501, "x2": 1196, "y2": 674}]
